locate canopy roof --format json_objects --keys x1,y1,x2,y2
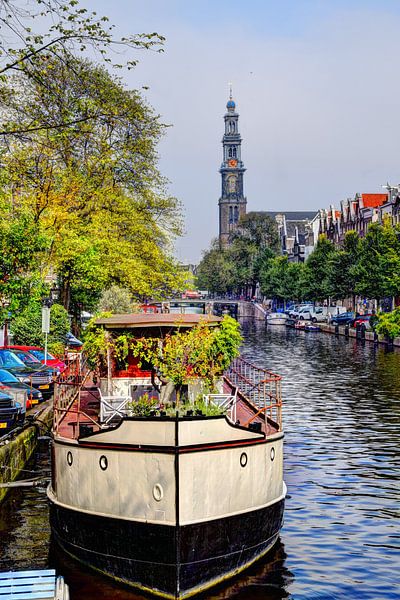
[{"x1": 95, "y1": 313, "x2": 222, "y2": 330}]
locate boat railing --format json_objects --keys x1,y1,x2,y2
[
  {"x1": 226, "y1": 356, "x2": 282, "y2": 430},
  {"x1": 205, "y1": 387, "x2": 239, "y2": 423},
  {"x1": 99, "y1": 391, "x2": 132, "y2": 424},
  {"x1": 53, "y1": 353, "x2": 90, "y2": 433}
]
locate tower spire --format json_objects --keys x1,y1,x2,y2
[{"x1": 218, "y1": 93, "x2": 247, "y2": 247}]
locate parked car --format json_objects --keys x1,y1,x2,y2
[
  {"x1": 0, "y1": 390, "x2": 23, "y2": 431},
  {"x1": 6, "y1": 345, "x2": 66, "y2": 373},
  {"x1": 309, "y1": 307, "x2": 328, "y2": 323},
  {"x1": 289, "y1": 304, "x2": 314, "y2": 319},
  {"x1": 0, "y1": 349, "x2": 54, "y2": 399},
  {"x1": 0, "y1": 368, "x2": 42, "y2": 409},
  {"x1": 352, "y1": 315, "x2": 373, "y2": 329},
  {"x1": 331, "y1": 311, "x2": 355, "y2": 325},
  {"x1": 297, "y1": 307, "x2": 313, "y2": 320},
  {"x1": 65, "y1": 332, "x2": 83, "y2": 349},
  {"x1": 4, "y1": 347, "x2": 59, "y2": 378}
]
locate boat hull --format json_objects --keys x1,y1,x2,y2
[{"x1": 49, "y1": 494, "x2": 285, "y2": 599}]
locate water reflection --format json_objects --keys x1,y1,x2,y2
[{"x1": 0, "y1": 323, "x2": 399, "y2": 599}]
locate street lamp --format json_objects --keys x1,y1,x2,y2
[
  {"x1": 42, "y1": 284, "x2": 60, "y2": 364},
  {"x1": 1, "y1": 297, "x2": 11, "y2": 347}
]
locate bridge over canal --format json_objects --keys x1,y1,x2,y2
[{"x1": 146, "y1": 299, "x2": 264, "y2": 320}]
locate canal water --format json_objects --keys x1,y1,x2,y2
[{"x1": 0, "y1": 321, "x2": 399, "y2": 599}]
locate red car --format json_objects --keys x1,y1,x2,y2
[
  {"x1": 5, "y1": 345, "x2": 67, "y2": 373},
  {"x1": 352, "y1": 315, "x2": 372, "y2": 329}
]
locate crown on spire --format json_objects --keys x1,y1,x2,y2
[{"x1": 226, "y1": 82, "x2": 235, "y2": 111}]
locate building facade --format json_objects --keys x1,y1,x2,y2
[
  {"x1": 218, "y1": 93, "x2": 247, "y2": 247},
  {"x1": 318, "y1": 193, "x2": 389, "y2": 246}
]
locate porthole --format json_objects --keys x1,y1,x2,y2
[
  {"x1": 270, "y1": 447, "x2": 275, "y2": 461},
  {"x1": 240, "y1": 452, "x2": 248, "y2": 468},
  {"x1": 153, "y1": 483, "x2": 164, "y2": 502},
  {"x1": 66, "y1": 451, "x2": 73, "y2": 466},
  {"x1": 99, "y1": 455, "x2": 108, "y2": 471}
]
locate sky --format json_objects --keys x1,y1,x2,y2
[{"x1": 83, "y1": 0, "x2": 400, "y2": 263}]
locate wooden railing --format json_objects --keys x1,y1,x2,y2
[{"x1": 226, "y1": 357, "x2": 282, "y2": 430}]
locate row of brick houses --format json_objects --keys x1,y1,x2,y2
[{"x1": 317, "y1": 185, "x2": 400, "y2": 247}]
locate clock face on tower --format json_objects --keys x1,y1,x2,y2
[{"x1": 228, "y1": 159, "x2": 238, "y2": 168}]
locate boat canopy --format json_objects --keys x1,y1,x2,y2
[{"x1": 94, "y1": 313, "x2": 222, "y2": 330}]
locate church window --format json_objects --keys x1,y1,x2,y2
[
  {"x1": 234, "y1": 206, "x2": 239, "y2": 223},
  {"x1": 229, "y1": 121, "x2": 235, "y2": 133},
  {"x1": 228, "y1": 147, "x2": 233, "y2": 158},
  {"x1": 232, "y1": 147, "x2": 237, "y2": 158},
  {"x1": 229, "y1": 206, "x2": 233, "y2": 224}
]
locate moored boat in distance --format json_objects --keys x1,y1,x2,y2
[
  {"x1": 266, "y1": 312, "x2": 288, "y2": 325},
  {"x1": 48, "y1": 313, "x2": 286, "y2": 599}
]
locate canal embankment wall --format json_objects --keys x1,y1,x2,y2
[
  {"x1": 238, "y1": 301, "x2": 266, "y2": 320},
  {"x1": 0, "y1": 403, "x2": 53, "y2": 504},
  {"x1": 319, "y1": 323, "x2": 400, "y2": 347}
]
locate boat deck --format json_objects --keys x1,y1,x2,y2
[
  {"x1": 54, "y1": 354, "x2": 282, "y2": 441},
  {"x1": 55, "y1": 383, "x2": 279, "y2": 440}
]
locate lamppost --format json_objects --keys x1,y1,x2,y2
[
  {"x1": 1, "y1": 297, "x2": 11, "y2": 347},
  {"x1": 42, "y1": 284, "x2": 60, "y2": 365}
]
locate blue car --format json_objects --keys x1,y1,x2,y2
[
  {"x1": 0, "y1": 390, "x2": 22, "y2": 432},
  {"x1": 331, "y1": 311, "x2": 355, "y2": 325}
]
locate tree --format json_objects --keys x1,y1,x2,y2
[
  {"x1": 0, "y1": 197, "x2": 48, "y2": 322},
  {"x1": 230, "y1": 212, "x2": 280, "y2": 296},
  {"x1": 0, "y1": 56, "x2": 184, "y2": 314},
  {"x1": 233, "y1": 212, "x2": 280, "y2": 251},
  {"x1": 196, "y1": 241, "x2": 236, "y2": 295},
  {"x1": 0, "y1": 0, "x2": 164, "y2": 136},
  {"x1": 11, "y1": 301, "x2": 69, "y2": 350},
  {"x1": 302, "y1": 235, "x2": 336, "y2": 302},
  {"x1": 328, "y1": 231, "x2": 361, "y2": 307},
  {"x1": 354, "y1": 221, "x2": 400, "y2": 306},
  {"x1": 98, "y1": 286, "x2": 135, "y2": 314},
  {"x1": 129, "y1": 316, "x2": 242, "y2": 403},
  {"x1": 260, "y1": 256, "x2": 304, "y2": 304}
]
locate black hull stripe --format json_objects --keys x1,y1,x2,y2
[{"x1": 49, "y1": 497, "x2": 285, "y2": 598}]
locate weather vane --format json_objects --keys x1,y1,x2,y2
[{"x1": 228, "y1": 82, "x2": 233, "y2": 99}]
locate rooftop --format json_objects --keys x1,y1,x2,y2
[
  {"x1": 95, "y1": 313, "x2": 222, "y2": 329},
  {"x1": 361, "y1": 193, "x2": 388, "y2": 208},
  {"x1": 255, "y1": 210, "x2": 318, "y2": 221}
]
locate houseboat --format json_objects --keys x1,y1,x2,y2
[{"x1": 48, "y1": 314, "x2": 286, "y2": 599}]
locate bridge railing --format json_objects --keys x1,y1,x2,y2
[{"x1": 226, "y1": 357, "x2": 282, "y2": 430}]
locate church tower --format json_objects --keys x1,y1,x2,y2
[{"x1": 218, "y1": 90, "x2": 247, "y2": 247}]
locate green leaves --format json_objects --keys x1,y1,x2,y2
[
  {"x1": 11, "y1": 301, "x2": 69, "y2": 347},
  {"x1": 0, "y1": 54, "x2": 184, "y2": 319}
]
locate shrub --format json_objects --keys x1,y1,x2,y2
[
  {"x1": 11, "y1": 302, "x2": 69, "y2": 348},
  {"x1": 375, "y1": 308, "x2": 400, "y2": 340}
]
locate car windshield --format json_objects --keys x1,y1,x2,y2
[
  {"x1": 29, "y1": 349, "x2": 55, "y2": 361},
  {"x1": 0, "y1": 350, "x2": 25, "y2": 368},
  {"x1": 0, "y1": 368, "x2": 19, "y2": 383},
  {"x1": 12, "y1": 350, "x2": 41, "y2": 364}
]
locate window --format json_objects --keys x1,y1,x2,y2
[
  {"x1": 234, "y1": 206, "x2": 239, "y2": 223},
  {"x1": 229, "y1": 206, "x2": 233, "y2": 223}
]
